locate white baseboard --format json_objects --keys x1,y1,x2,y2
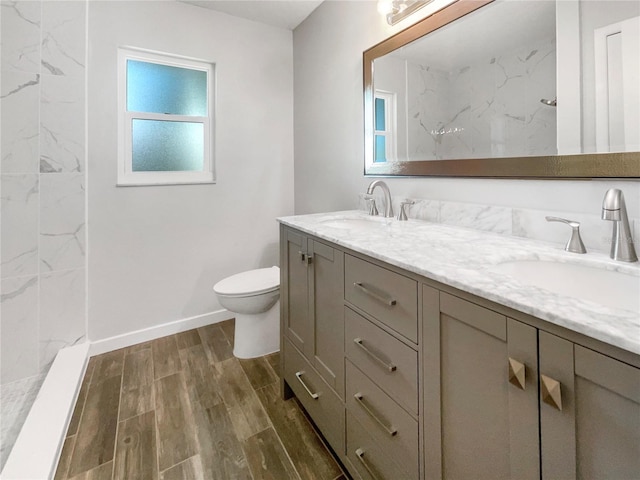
[
  {"x1": 89, "y1": 309, "x2": 234, "y2": 356},
  {"x1": 0, "y1": 343, "x2": 90, "y2": 480}
]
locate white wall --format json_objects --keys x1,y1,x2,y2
[
  {"x1": 88, "y1": 1, "x2": 294, "y2": 341},
  {"x1": 293, "y1": 1, "x2": 639, "y2": 219}
]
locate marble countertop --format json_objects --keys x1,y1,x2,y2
[{"x1": 278, "y1": 211, "x2": 640, "y2": 356}]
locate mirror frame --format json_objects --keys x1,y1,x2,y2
[{"x1": 363, "y1": 0, "x2": 640, "y2": 178}]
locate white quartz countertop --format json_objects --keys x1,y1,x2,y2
[{"x1": 278, "y1": 211, "x2": 640, "y2": 356}]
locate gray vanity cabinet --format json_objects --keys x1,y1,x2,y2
[
  {"x1": 281, "y1": 226, "x2": 345, "y2": 398},
  {"x1": 539, "y1": 332, "x2": 640, "y2": 479},
  {"x1": 280, "y1": 224, "x2": 640, "y2": 480},
  {"x1": 423, "y1": 291, "x2": 540, "y2": 480}
]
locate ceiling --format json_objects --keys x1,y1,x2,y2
[{"x1": 180, "y1": 0, "x2": 324, "y2": 30}]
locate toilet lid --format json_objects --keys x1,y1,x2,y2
[{"x1": 213, "y1": 266, "x2": 280, "y2": 297}]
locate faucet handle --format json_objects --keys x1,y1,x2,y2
[
  {"x1": 397, "y1": 200, "x2": 415, "y2": 221},
  {"x1": 365, "y1": 195, "x2": 379, "y2": 216},
  {"x1": 545, "y1": 216, "x2": 587, "y2": 254}
]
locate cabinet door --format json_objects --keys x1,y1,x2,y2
[
  {"x1": 540, "y1": 332, "x2": 640, "y2": 479},
  {"x1": 426, "y1": 293, "x2": 539, "y2": 480},
  {"x1": 309, "y1": 240, "x2": 345, "y2": 398},
  {"x1": 282, "y1": 228, "x2": 310, "y2": 355}
]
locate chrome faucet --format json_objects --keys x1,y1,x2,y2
[
  {"x1": 602, "y1": 188, "x2": 638, "y2": 262},
  {"x1": 366, "y1": 180, "x2": 393, "y2": 218}
]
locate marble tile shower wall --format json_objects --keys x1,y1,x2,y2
[
  {"x1": 1, "y1": 1, "x2": 87, "y2": 385},
  {"x1": 407, "y1": 37, "x2": 556, "y2": 159},
  {"x1": 358, "y1": 194, "x2": 640, "y2": 256}
]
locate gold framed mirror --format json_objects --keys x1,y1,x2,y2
[{"x1": 363, "y1": 0, "x2": 640, "y2": 178}]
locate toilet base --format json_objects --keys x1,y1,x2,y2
[{"x1": 232, "y1": 300, "x2": 280, "y2": 359}]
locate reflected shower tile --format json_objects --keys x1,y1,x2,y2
[
  {"x1": 1, "y1": 275, "x2": 39, "y2": 384},
  {"x1": 0, "y1": 1, "x2": 41, "y2": 73},
  {"x1": 440, "y1": 201, "x2": 512, "y2": 235},
  {"x1": 1, "y1": 71, "x2": 40, "y2": 173},
  {"x1": 40, "y1": 173, "x2": 85, "y2": 272},
  {"x1": 41, "y1": 0, "x2": 86, "y2": 77},
  {"x1": 40, "y1": 75, "x2": 85, "y2": 173},
  {"x1": 1, "y1": 174, "x2": 38, "y2": 278},
  {"x1": 39, "y1": 268, "x2": 86, "y2": 370}
]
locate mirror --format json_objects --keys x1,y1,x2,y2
[{"x1": 364, "y1": 0, "x2": 640, "y2": 178}]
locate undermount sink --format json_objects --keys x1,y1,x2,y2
[
  {"x1": 490, "y1": 260, "x2": 640, "y2": 314},
  {"x1": 319, "y1": 215, "x2": 389, "y2": 230}
]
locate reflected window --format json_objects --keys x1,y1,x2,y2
[
  {"x1": 118, "y1": 48, "x2": 215, "y2": 186},
  {"x1": 374, "y1": 91, "x2": 396, "y2": 162}
]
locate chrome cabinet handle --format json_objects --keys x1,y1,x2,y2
[
  {"x1": 508, "y1": 357, "x2": 526, "y2": 390},
  {"x1": 295, "y1": 371, "x2": 319, "y2": 399},
  {"x1": 354, "y1": 393, "x2": 397, "y2": 436},
  {"x1": 540, "y1": 374, "x2": 562, "y2": 411},
  {"x1": 353, "y1": 282, "x2": 397, "y2": 306},
  {"x1": 297, "y1": 251, "x2": 313, "y2": 265},
  {"x1": 355, "y1": 448, "x2": 382, "y2": 480},
  {"x1": 353, "y1": 338, "x2": 396, "y2": 372}
]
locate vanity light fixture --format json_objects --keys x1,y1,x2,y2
[{"x1": 377, "y1": 0, "x2": 433, "y2": 25}]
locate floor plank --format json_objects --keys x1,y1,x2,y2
[
  {"x1": 67, "y1": 375, "x2": 121, "y2": 478},
  {"x1": 174, "y1": 329, "x2": 202, "y2": 350},
  {"x1": 91, "y1": 350, "x2": 124, "y2": 385},
  {"x1": 219, "y1": 319, "x2": 236, "y2": 344},
  {"x1": 54, "y1": 435, "x2": 76, "y2": 480},
  {"x1": 198, "y1": 324, "x2": 233, "y2": 363},
  {"x1": 154, "y1": 372, "x2": 198, "y2": 472},
  {"x1": 152, "y1": 336, "x2": 181, "y2": 380},
  {"x1": 68, "y1": 461, "x2": 113, "y2": 480},
  {"x1": 192, "y1": 403, "x2": 252, "y2": 479},
  {"x1": 119, "y1": 349, "x2": 154, "y2": 421},
  {"x1": 179, "y1": 344, "x2": 223, "y2": 410},
  {"x1": 113, "y1": 411, "x2": 158, "y2": 480},
  {"x1": 265, "y1": 352, "x2": 280, "y2": 378},
  {"x1": 256, "y1": 383, "x2": 342, "y2": 480},
  {"x1": 67, "y1": 359, "x2": 95, "y2": 437},
  {"x1": 243, "y1": 427, "x2": 299, "y2": 480},
  {"x1": 160, "y1": 455, "x2": 205, "y2": 480},
  {"x1": 239, "y1": 356, "x2": 279, "y2": 390},
  {"x1": 212, "y1": 357, "x2": 271, "y2": 440}
]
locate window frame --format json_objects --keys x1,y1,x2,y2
[
  {"x1": 373, "y1": 90, "x2": 397, "y2": 163},
  {"x1": 117, "y1": 47, "x2": 216, "y2": 186}
]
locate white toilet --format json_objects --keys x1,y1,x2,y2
[{"x1": 213, "y1": 266, "x2": 280, "y2": 359}]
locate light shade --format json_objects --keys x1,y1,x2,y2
[{"x1": 378, "y1": 0, "x2": 433, "y2": 25}]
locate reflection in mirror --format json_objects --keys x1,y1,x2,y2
[
  {"x1": 374, "y1": 1, "x2": 557, "y2": 162},
  {"x1": 364, "y1": 0, "x2": 640, "y2": 178}
]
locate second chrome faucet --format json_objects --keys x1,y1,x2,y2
[{"x1": 366, "y1": 180, "x2": 393, "y2": 218}]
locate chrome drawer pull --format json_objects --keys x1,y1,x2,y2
[
  {"x1": 295, "y1": 371, "x2": 319, "y2": 399},
  {"x1": 355, "y1": 448, "x2": 382, "y2": 480},
  {"x1": 354, "y1": 393, "x2": 397, "y2": 436},
  {"x1": 353, "y1": 338, "x2": 397, "y2": 372},
  {"x1": 353, "y1": 282, "x2": 397, "y2": 306}
]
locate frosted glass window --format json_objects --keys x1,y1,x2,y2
[
  {"x1": 127, "y1": 60, "x2": 207, "y2": 116},
  {"x1": 132, "y1": 120, "x2": 204, "y2": 171},
  {"x1": 375, "y1": 135, "x2": 386, "y2": 162},
  {"x1": 375, "y1": 98, "x2": 386, "y2": 131},
  {"x1": 118, "y1": 47, "x2": 215, "y2": 186}
]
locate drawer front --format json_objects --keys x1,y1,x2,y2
[
  {"x1": 345, "y1": 307, "x2": 418, "y2": 415},
  {"x1": 346, "y1": 412, "x2": 412, "y2": 480},
  {"x1": 284, "y1": 338, "x2": 345, "y2": 453},
  {"x1": 345, "y1": 255, "x2": 418, "y2": 343},
  {"x1": 346, "y1": 361, "x2": 419, "y2": 477}
]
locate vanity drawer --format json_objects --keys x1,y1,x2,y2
[
  {"x1": 346, "y1": 360, "x2": 419, "y2": 477},
  {"x1": 345, "y1": 307, "x2": 418, "y2": 415},
  {"x1": 345, "y1": 254, "x2": 418, "y2": 343},
  {"x1": 346, "y1": 412, "x2": 412, "y2": 480},
  {"x1": 283, "y1": 338, "x2": 345, "y2": 453}
]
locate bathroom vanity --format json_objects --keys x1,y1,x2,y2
[{"x1": 278, "y1": 212, "x2": 640, "y2": 480}]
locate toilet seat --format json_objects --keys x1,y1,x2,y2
[{"x1": 213, "y1": 266, "x2": 279, "y2": 298}]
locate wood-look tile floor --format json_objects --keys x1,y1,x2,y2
[{"x1": 54, "y1": 320, "x2": 347, "y2": 480}]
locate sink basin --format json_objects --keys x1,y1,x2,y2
[
  {"x1": 490, "y1": 260, "x2": 640, "y2": 313},
  {"x1": 319, "y1": 215, "x2": 389, "y2": 230}
]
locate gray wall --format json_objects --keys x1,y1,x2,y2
[
  {"x1": 292, "y1": 1, "x2": 639, "y2": 218},
  {"x1": 88, "y1": 1, "x2": 294, "y2": 341}
]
